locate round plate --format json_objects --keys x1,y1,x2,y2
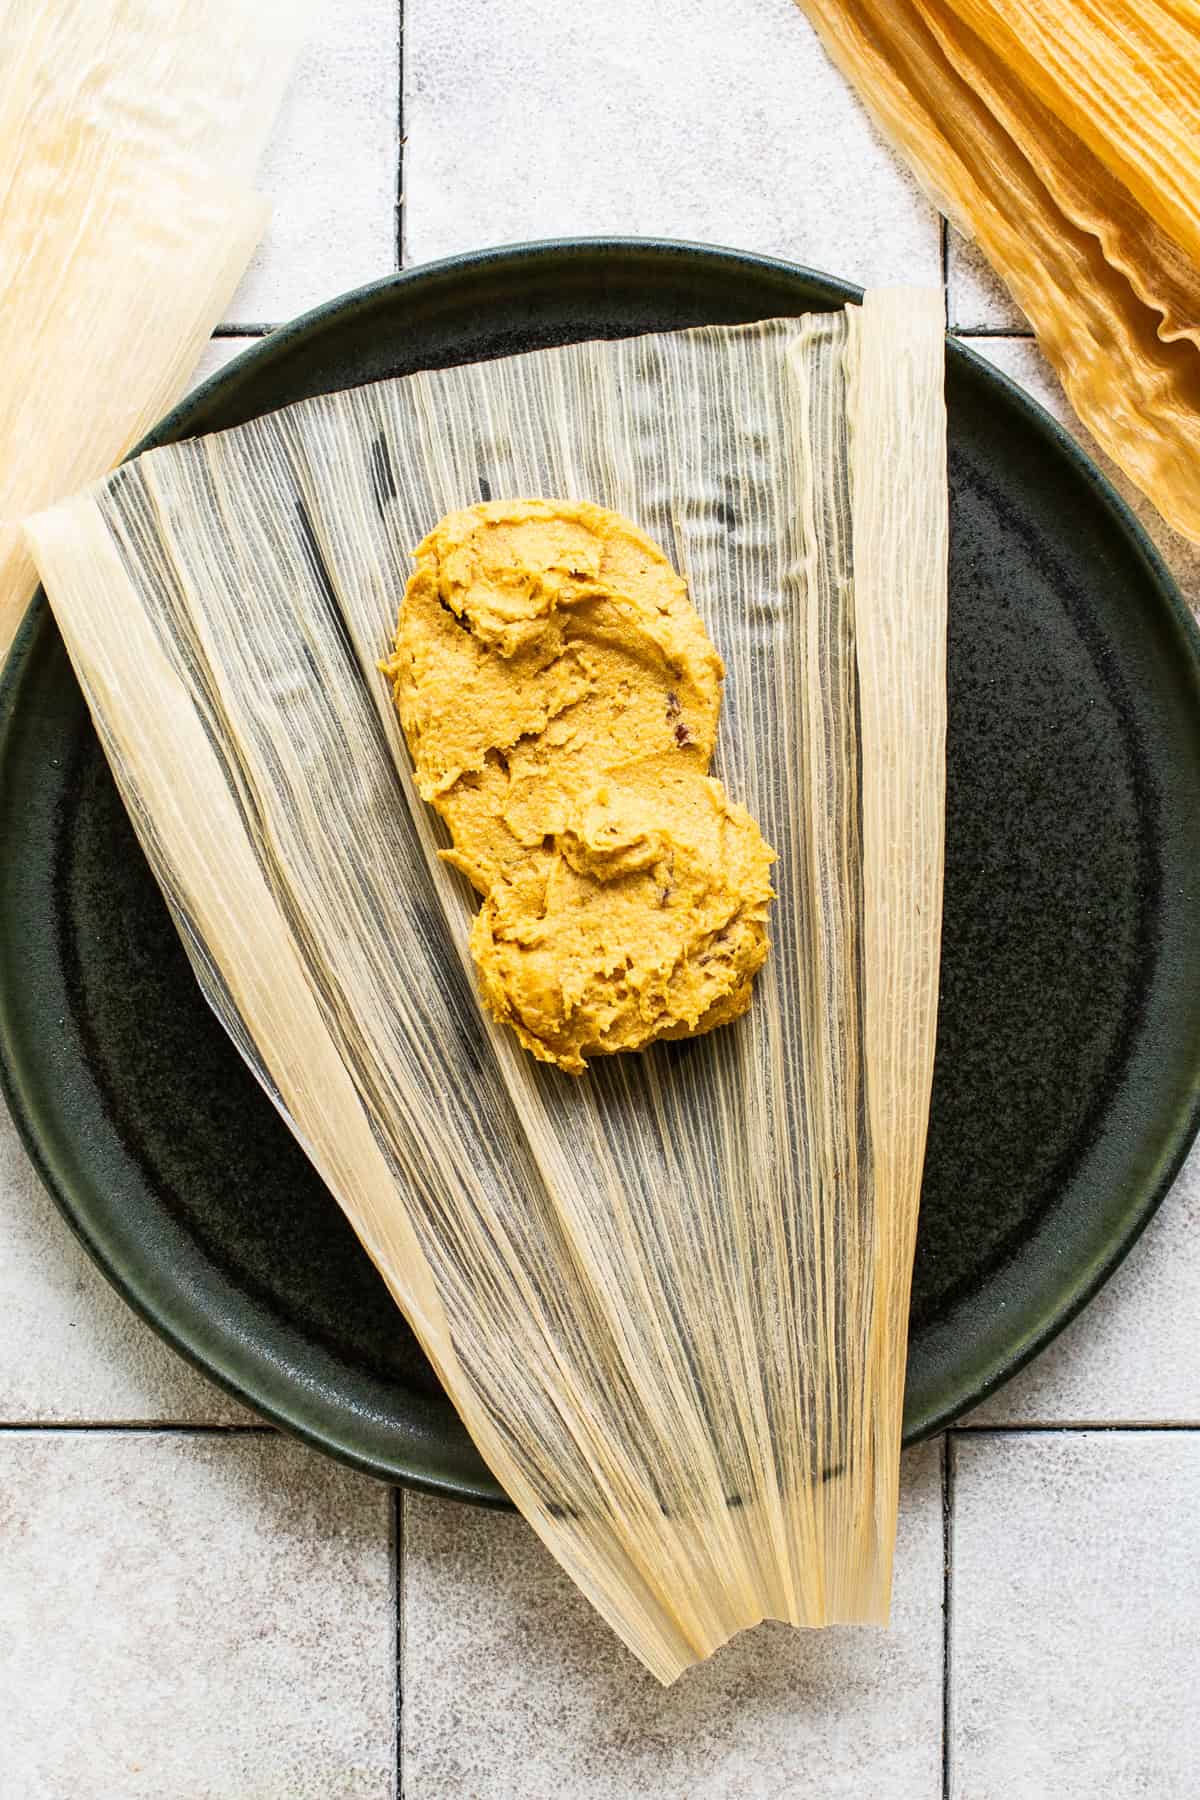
[{"x1": 2, "y1": 241, "x2": 1199, "y2": 1505}]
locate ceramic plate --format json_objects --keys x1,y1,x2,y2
[{"x1": 2, "y1": 240, "x2": 1199, "y2": 1502}]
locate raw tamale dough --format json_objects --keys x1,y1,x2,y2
[{"x1": 384, "y1": 499, "x2": 775, "y2": 1073}]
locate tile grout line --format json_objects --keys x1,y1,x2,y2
[
  {"x1": 949, "y1": 1422, "x2": 1200, "y2": 1435},
  {"x1": 395, "y1": 0, "x2": 406, "y2": 270},
  {"x1": 3, "y1": 1420, "x2": 1196, "y2": 1440},
  {"x1": 395, "y1": 1488, "x2": 406, "y2": 1800},
  {"x1": 942, "y1": 1431, "x2": 953, "y2": 1800},
  {"x1": 940, "y1": 214, "x2": 949, "y2": 323},
  {"x1": 953, "y1": 326, "x2": 1036, "y2": 339},
  {"x1": 0, "y1": 1420, "x2": 277, "y2": 1434}
]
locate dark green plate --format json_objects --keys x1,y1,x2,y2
[{"x1": 2, "y1": 241, "x2": 1199, "y2": 1504}]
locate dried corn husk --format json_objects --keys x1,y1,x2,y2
[
  {"x1": 0, "y1": 0, "x2": 303, "y2": 662},
  {"x1": 27, "y1": 289, "x2": 947, "y2": 1683},
  {"x1": 792, "y1": 0, "x2": 1200, "y2": 540}
]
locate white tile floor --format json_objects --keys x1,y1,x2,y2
[
  {"x1": 3, "y1": 4, "x2": 1200, "y2": 1796},
  {"x1": 946, "y1": 229, "x2": 1025, "y2": 334},
  {"x1": 224, "y1": 0, "x2": 400, "y2": 325},
  {"x1": 0, "y1": 1432, "x2": 395, "y2": 1799},
  {"x1": 950, "y1": 1432, "x2": 1200, "y2": 1800},
  {"x1": 403, "y1": 1444, "x2": 945, "y2": 1800},
  {"x1": 401, "y1": 0, "x2": 939, "y2": 286}
]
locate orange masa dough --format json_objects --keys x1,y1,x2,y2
[{"x1": 384, "y1": 499, "x2": 775, "y2": 1074}]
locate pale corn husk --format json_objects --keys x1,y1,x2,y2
[
  {"x1": 27, "y1": 289, "x2": 947, "y2": 1683},
  {"x1": 0, "y1": 0, "x2": 303, "y2": 662},
  {"x1": 792, "y1": 0, "x2": 1200, "y2": 541}
]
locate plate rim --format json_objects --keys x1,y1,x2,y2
[{"x1": 3, "y1": 234, "x2": 1199, "y2": 1495}]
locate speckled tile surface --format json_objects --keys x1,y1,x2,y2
[
  {"x1": 403, "y1": 0, "x2": 939, "y2": 286},
  {"x1": 950, "y1": 1432, "x2": 1200, "y2": 1800},
  {"x1": 222, "y1": 0, "x2": 399, "y2": 326},
  {"x1": 0, "y1": 1108, "x2": 252, "y2": 1425},
  {"x1": 402, "y1": 1441, "x2": 944, "y2": 1799},
  {"x1": 946, "y1": 230, "x2": 1026, "y2": 332},
  {"x1": 0, "y1": 1432, "x2": 395, "y2": 1799}
]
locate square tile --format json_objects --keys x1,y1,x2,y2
[
  {"x1": 403, "y1": 0, "x2": 940, "y2": 287},
  {"x1": 224, "y1": 0, "x2": 399, "y2": 325},
  {"x1": 947, "y1": 230, "x2": 1025, "y2": 331},
  {"x1": 0, "y1": 1432, "x2": 395, "y2": 1799},
  {"x1": 950, "y1": 1431, "x2": 1200, "y2": 1799},
  {"x1": 0, "y1": 1109, "x2": 252, "y2": 1424},
  {"x1": 402, "y1": 1440, "x2": 944, "y2": 1799}
]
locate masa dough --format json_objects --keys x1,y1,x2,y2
[{"x1": 384, "y1": 499, "x2": 775, "y2": 1074}]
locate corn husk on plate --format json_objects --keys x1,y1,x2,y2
[
  {"x1": 2, "y1": 243, "x2": 1199, "y2": 1675},
  {"x1": 28, "y1": 275, "x2": 948, "y2": 1681}
]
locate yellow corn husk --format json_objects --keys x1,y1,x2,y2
[
  {"x1": 0, "y1": 0, "x2": 303, "y2": 662},
  {"x1": 948, "y1": 0, "x2": 1200, "y2": 270},
  {"x1": 792, "y1": 0, "x2": 1200, "y2": 540},
  {"x1": 27, "y1": 290, "x2": 947, "y2": 1683}
]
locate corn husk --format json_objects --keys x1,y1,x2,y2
[
  {"x1": 27, "y1": 289, "x2": 947, "y2": 1683},
  {"x1": 792, "y1": 0, "x2": 1200, "y2": 541},
  {"x1": 0, "y1": 0, "x2": 303, "y2": 662}
]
